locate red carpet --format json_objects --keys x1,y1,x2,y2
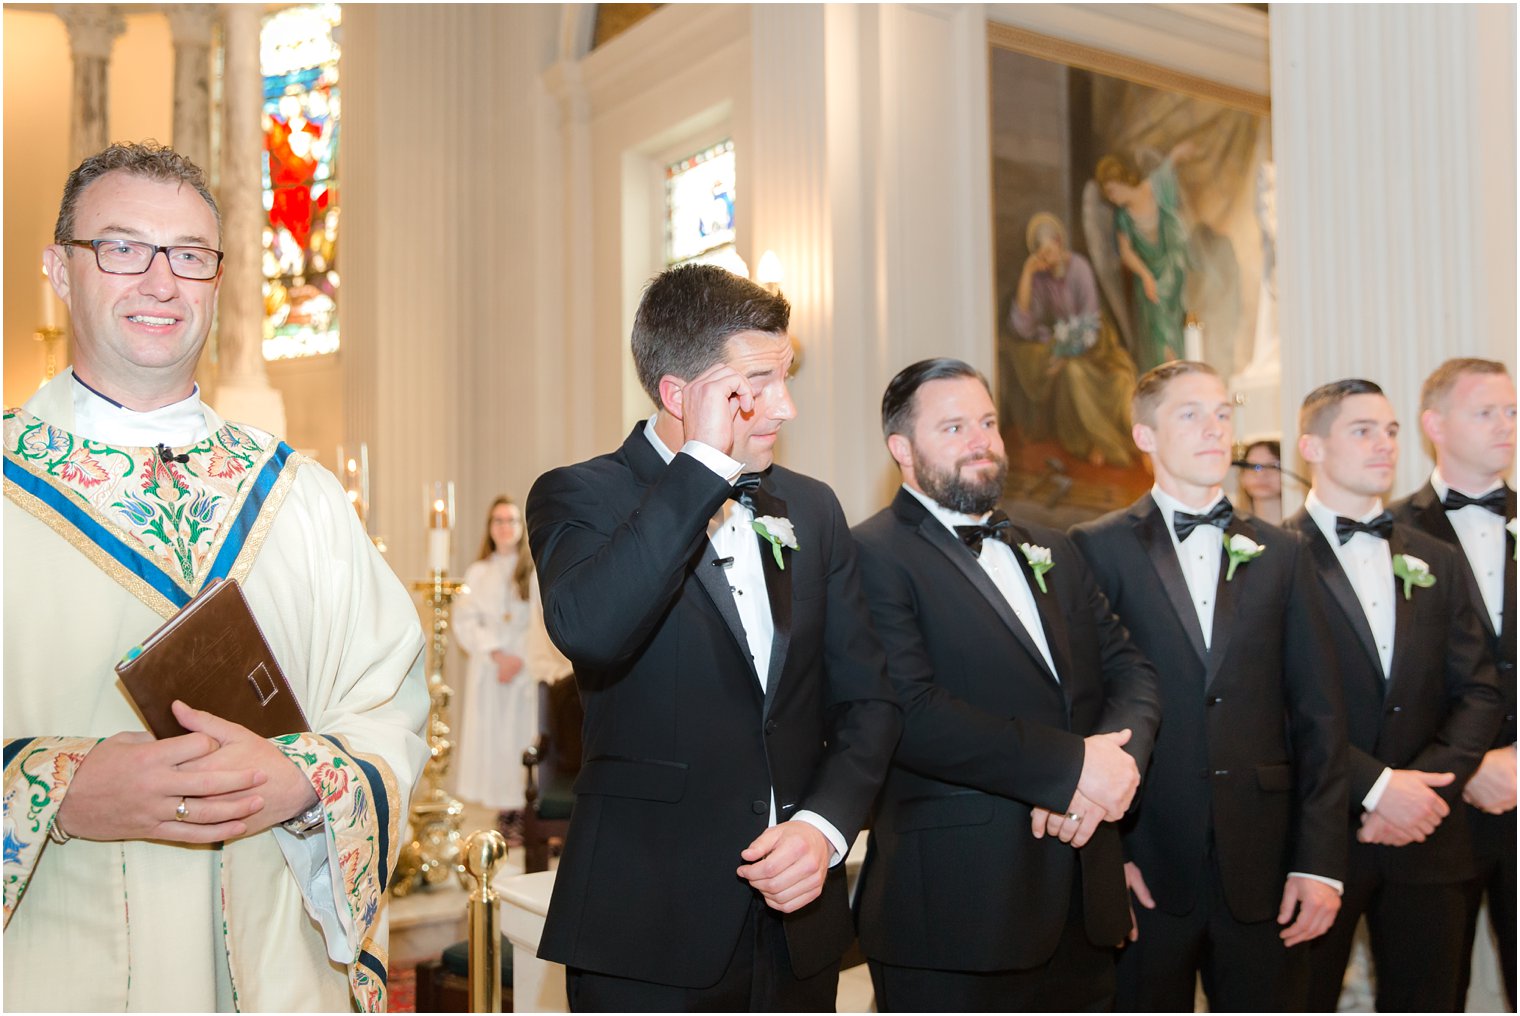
[{"x1": 389, "y1": 965, "x2": 416, "y2": 1013}]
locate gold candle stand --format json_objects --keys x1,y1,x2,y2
[
  {"x1": 392, "y1": 572, "x2": 469, "y2": 896},
  {"x1": 34, "y1": 325, "x2": 64, "y2": 386}
]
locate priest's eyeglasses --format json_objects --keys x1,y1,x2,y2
[{"x1": 62, "y1": 239, "x2": 225, "y2": 281}]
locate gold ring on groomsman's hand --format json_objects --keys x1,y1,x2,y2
[
  {"x1": 175, "y1": 797, "x2": 190, "y2": 822},
  {"x1": 1065, "y1": 811, "x2": 1081, "y2": 823}
]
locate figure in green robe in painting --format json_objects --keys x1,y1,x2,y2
[{"x1": 1096, "y1": 143, "x2": 1195, "y2": 372}]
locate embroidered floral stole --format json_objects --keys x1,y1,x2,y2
[{"x1": 2, "y1": 409, "x2": 401, "y2": 1012}]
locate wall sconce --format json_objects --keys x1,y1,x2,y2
[{"x1": 756, "y1": 250, "x2": 784, "y2": 296}]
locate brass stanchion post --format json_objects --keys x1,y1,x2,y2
[{"x1": 464, "y1": 829, "x2": 508, "y2": 1013}]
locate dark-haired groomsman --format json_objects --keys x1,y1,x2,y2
[
  {"x1": 1071, "y1": 361, "x2": 1347, "y2": 1012},
  {"x1": 1288, "y1": 378, "x2": 1502, "y2": 1012},
  {"x1": 852, "y1": 359, "x2": 1160, "y2": 1011},
  {"x1": 527, "y1": 264, "x2": 901, "y2": 1011},
  {"x1": 1390, "y1": 359, "x2": 1516, "y2": 1010}
]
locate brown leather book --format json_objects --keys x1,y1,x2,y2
[{"x1": 116, "y1": 577, "x2": 309, "y2": 739}]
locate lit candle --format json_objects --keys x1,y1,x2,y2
[
  {"x1": 40, "y1": 270, "x2": 57, "y2": 330},
  {"x1": 426, "y1": 484, "x2": 453, "y2": 573}
]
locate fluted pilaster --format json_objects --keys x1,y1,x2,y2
[
  {"x1": 1272, "y1": 4, "x2": 1516, "y2": 501},
  {"x1": 212, "y1": 3, "x2": 285, "y2": 435},
  {"x1": 55, "y1": 4, "x2": 124, "y2": 166}
]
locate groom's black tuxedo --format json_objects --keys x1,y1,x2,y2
[
  {"x1": 526, "y1": 425, "x2": 901, "y2": 990},
  {"x1": 851, "y1": 490, "x2": 1159, "y2": 988}
]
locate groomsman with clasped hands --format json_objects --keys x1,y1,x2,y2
[{"x1": 1070, "y1": 360, "x2": 1349, "y2": 1012}]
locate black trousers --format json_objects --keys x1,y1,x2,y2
[
  {"x1": 1306, "y1": 864, "x2": 1467, "y2": 1012},
  {"x1": 565, "y1": 896, "x2": 839, "y2": 1012},
  {"x1": 870, "y1": 869, "x2": 1116, "y2": 1012},
  {"x1": 1457, "y1": 806, "x2": 1517, "y2": 1011},
  {"x1": 1116, "y1": 853, "x2": 1310, "y2": 1012}
]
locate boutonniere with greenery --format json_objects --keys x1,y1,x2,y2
[
  {"x1": 1392, "y1": 553, "x2": 1436, "y2": 600},
  {"x1": 1508, "y1": 518, "x2": 1517, "y2": 560},
  {"x1": 1223, "y1": 532, "x2": 1265, "y2": 582},
  {"x1": 1018, "y1": 542, "x2": 1054, "y2": 594},
  {"x1": 753, "y1": 515, "x2": 799, "y2": 570}
]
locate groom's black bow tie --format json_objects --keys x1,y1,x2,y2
[
  {"x1": 955, "y1": 510, "x2": 1014, "y2": 558},
  {"x1": 1442, "y1": 487, "x2": 1508, "y2": 517},
  {"x1": 729, "y1": 473, "x2": 763, "y2": 511},
  {"x1": 1335, "y1": 511, "x2": 1394, "y2": 545},
  {"x1": 1173, "y1": 499, "x2": 1233, "y2": 541}
]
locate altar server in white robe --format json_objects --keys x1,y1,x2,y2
[{"x1": 3, "y1": 141, "x2": 428, "y2": 1012}]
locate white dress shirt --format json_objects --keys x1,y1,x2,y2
[
  {"x1": 1306, "y1": 491, "x2": 1398, "y2": 812},
  {"x1": 1431, "y1": 469, "x2": 1508, "y2": 635},
  {"x1": 642, "y1": 418, "x2": 846, "y2": 863},
  {"x1": 1150, "y1": 486, "x2": 1227, "y2": 649},
  {"x1": 902, "y1": 485, "x2": 1058, "y2": 677}
]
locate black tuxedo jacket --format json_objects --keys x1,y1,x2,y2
[
  {"x1": 526, "y1": 426, "x2": 901, "y2": 987},
  {"x1": 852, "y1": 490, "x2": 1160, "y2": 971},
  {"x1": 1071, "y1": 495, "x2": 1348, "y2": 923},
  {"x1": 1287, "y1": 508, "x2": 1503, "y2": 884},
  {"x1": 1390, "y1": 482, "x2": 1516, "y2": 748}
]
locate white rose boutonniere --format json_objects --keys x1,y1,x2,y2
[
  {"x1": 1392, "y1": 553, "x2": 1436, "y2": 600},
  {"x1": 1018, "y1": 542, "x2": 1054, "y2": 594},
  {"x1": 1508, "y1": 518, "x2": 1517, "y2": 560},
  {"x1": 1223, "y1": 532, "x2": 1265, "y2": 581},
  {"x1": 753, "y1": 515, "x2": 799, "y2": 570}
]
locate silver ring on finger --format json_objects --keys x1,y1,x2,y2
[
  {"x1": 175, "y1": 797, "x2": 190, "y2": 822},
  {"x1": 1065, "y1": 811, "x2": 1081, "y2": 823}
]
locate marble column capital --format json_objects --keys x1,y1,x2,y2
[
  {"x1": 54, "y1": 5, "x2": 125, "y2": 60},
  {"x1": 164, "y1": 4, "x2": 218, "y2": 47}
]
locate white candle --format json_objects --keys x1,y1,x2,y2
[
  {"x1": 1183, "y1": 316, "x2": 1204, "y2": 362},
  {"x1": 41, "y1": 272, "x2": 57, "y2": 330},
  {"x1": 427, "y1": 529, "x2": 450, "y2": 573}
]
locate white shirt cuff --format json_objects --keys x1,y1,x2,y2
[
  {"x1": 1287, "y1": 871, "x2": 1345, "y2": 895},
  {"x1": 791, "y1": 810, "x2": 849, "y2": 868},
  {"x1": 1362, "y1": 767, "x2": 1394, "y2": 812},
  {"x1": 272, "y1": 820, "x2": 350, "y2": 962},
  {"x1": 679, "y1": 441, "x2": 744, "y2": 484}
]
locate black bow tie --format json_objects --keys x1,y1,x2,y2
[
  {"x1": 1442, "y1": 487, "x2": 1508, "y2": 517},
  {"x1": 729, "y1": 473, "x2": 762, "y2": 511},
  {"x1": 955, "y1": 510, "x2": 1013, "y2": 558},
  {"x1": 1173, "y1": 499, "x2": 1233, "y2": 541},
  {"x1": 1335, "y1": 511, "x2": 1394, "y2": 545}
]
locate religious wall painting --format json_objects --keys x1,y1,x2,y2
[
  {"x1": 260, "y1": 3, "x2": 341, "y2": 362},
  {"x1": 990, "y1": 25, "x2": 1275, "y2": 523}
]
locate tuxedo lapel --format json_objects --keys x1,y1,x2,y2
[
  {"x1": 1413, "y1": 483, "x2": 1495, "y2": 640},
  {"x1": 1203, "y1": 515, "x2": 1253, "y2": 689},
  {"x1": 1387, "y1": 526, "x2": 1419, "y2": 694},
  {"x1": 1503, "y1": 487, "x2": 1516, "y2": 651},
  {"x1": 749, "y1": 482, "x2": 792, "y2": 716},
  {"x1": 910, "y1": 505, "x2": 1061, "y2": 690},
  {"x1": 1299, "y1": 515, "x2": 1384, "y2": 679},
  {"x1": 1133, "y1": 498, "x2": 1207, "y2": 666},
  {"x1": 1007, "y1": 522, "x2": 1073, "y2": 699}
]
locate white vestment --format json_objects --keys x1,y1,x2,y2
[{"x1": 3, "y1": 374, "x2": 428, "y2": 1012}]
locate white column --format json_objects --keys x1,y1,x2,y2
[
  {"x1": 212, "y1": 3, "x2": 286, "y2": 436},
  {"x1": 55, "y1": 4, "x2": 124, "y2": 166},
  {"x1": 1272, "y1": 4, "x2": 1516, "y2": 504},
  {"x1": 164, "y1": 4, "x2": 217, "y2": 173},
  {"x1": 750, "y1": 4, "x2": 993, "y2": 521}
]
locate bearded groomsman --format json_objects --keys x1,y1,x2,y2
[
  {"x1": 1287, "y1": 378, "x2": 1502, "y2": 1012},
  {"x1": 852, "y1": 359, "x2": 1160, "y2": 1011},
  {"x1": 1390, "y1": 358, "x2": 1516, "y2": 1011},
  {"x1": 1070, "y1": 361, "x2": 1347, "y2": 1012}
]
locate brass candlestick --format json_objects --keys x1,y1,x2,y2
[
  {"x1": 34, "y1": 325, "x2": 64, "y2": 386},
  {"x1": 392, "y1": 572, "x2": 469, "y2": 896}
]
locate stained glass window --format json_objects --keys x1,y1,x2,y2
[
  {"x1": 260, "y1": 4, "x2": 340, "y2": 361},
  {"x1": 665, "y1": 139, "x2": 736, "y2": 268}
]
